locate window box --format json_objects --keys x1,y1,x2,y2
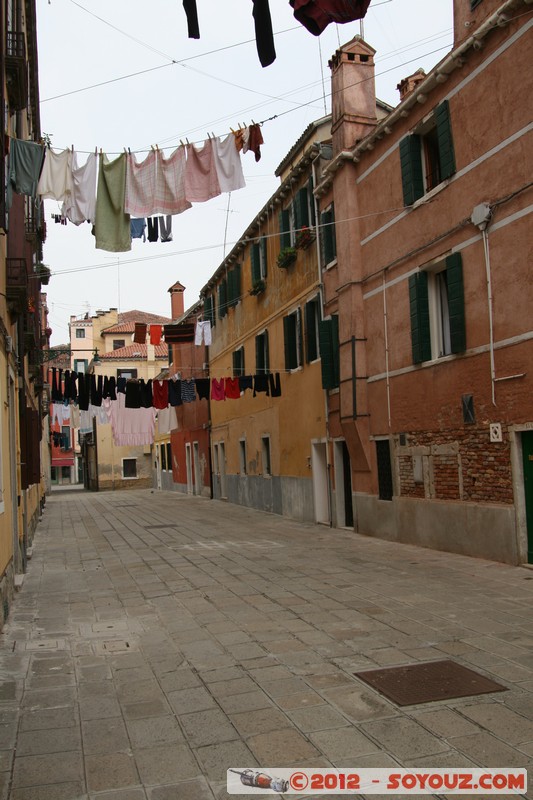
[
  {"x1": 250, "y1": 279, "x2": 266, "y2": 296},
  {"x1": 36, "y1": 263, "x2": 51, "y2": 285},
  {"x1": 295, "y1": 226, "x2": 316, "y2": 250},
  {"x1": 277, "y1": 247, "x2": 297, "y2": 269}
]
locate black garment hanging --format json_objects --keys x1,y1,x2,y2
[
  {"x1": 90, "y1": 374, "x2": 103, "y2": 407},
  {"x1": 168, "y1": 378, "x2": 183, "y2": 407},
  {"x1": 253, "y1": 0, "x2": 276, "y2": 67},
  {"x1": 268, "y1": 372, "x2": 282, "y2": 397},
  {"x1": 183, "y1": 0, "x2": 200, "y2": 38},
  {"x1": 139, "y1": 379, "x2": 153, "y2": 409},
  {"x1": 147, "y1": 217, "x2": 159, "y2": 243},
  {"x1": 117, "y1": 377, "x2": 127, "y2": 394},
  {"x1": 253, "y1": 374, "x2": 270, "y2": 397},
  {"x1": 103, "y1": 375, "x2": 117, "y2": 400},
  {"x1": 63, "y1": 370, "x2": 78, "y2": 402},
  {"x1": 195, "y1": 378, "x2": 210, "y2": 400},
  {"x1": 159, "y1": 215, "x2": 172, "y2": 243},
  {"x1": 51, "y1": 368, "x2": 64, "y2": 402},
  {"x1": 125, "y1": 380, "x2": 142, "y2": 409},
  {"x1": 239, "y1": 375, "x2": 253, "y2": 393},
  {"x1": 77, "y1": 373, "x2": 90, "y2": 411}
]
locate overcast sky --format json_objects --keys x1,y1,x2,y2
[{"x1": 37, "y1": 0, "x2": 453, "y2": 345}]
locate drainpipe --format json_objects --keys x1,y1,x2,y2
[
  {"x1": 382, "y1": 271, "x2": 392, "y2": 429},
  {"x1": 312, "y1": 147, "x2": 334, "y2": 527},
  {"x1": 471, "y1": 203, "x2": 496, "y2": 406}
]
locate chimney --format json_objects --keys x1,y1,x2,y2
[
  {"x1": 329, "y1": 36, "x2": 377, "y2": 154},
  {"x1": 396, "y1": 68, "x2": 426, "y2": 101},
  {"x1": 168, "y1": 281, "x2": 186, "y2": 319}
]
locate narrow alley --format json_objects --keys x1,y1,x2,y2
[{"x1": 0, "y1": 489, "x2": 532, "y2": 799}]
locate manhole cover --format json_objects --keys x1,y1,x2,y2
[{"x1": 354, "y1": 659, "x2": 507, "y2": 706}]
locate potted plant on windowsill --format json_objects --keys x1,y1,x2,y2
[
  {"x1": 295, "y1": 226, "x2": 315, "y2": 250},
  {"x1": 277, "y1": 247, "x2": 297, "y2": 269},
  {"x1": 36, "y1": 263, "x2": 51, "y2": 285},
  {"x1": 250, "y1": 279, "x2": 266, "y2": 296}
]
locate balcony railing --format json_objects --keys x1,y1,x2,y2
[{"x1": 5, "y1": 31, "x2": 28, "y2": 111}]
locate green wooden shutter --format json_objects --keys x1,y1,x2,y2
[
  {"x1": 305, "y1": 299, "x2": 318, "y2": 362},
  {"x1": 409, "y1": 272, "x2": 431, "y2": 363},
  {"x1": 318, "y1": 317, "x2": 340, "y2": 390},
  {"x1": 329, "y1": 204, "x2": 337, "y2": 261},
  {"x1": 294, "y1": 187, "x2": 309, "y2": 229},
  {"x1": 283, "y1": 316, "x2": 293, "y2": 370},
  {"x1": 308, "y1": 175, "x2": 316, "y2": 227},
  {"x1": 321, "y1": 206, "x2": 336, "y2": 265},
  {"x1": 264, "y1": 329, "x2": 270, "y2": 373},
  {"x1": 234, "y1": 263, "x2": 241, "y2": 302},
  {"x1": 260, "y1": 236, "x2": 268, "y2": 278},
  {"x1": 446, "y1": 252, "x2": 465, "y2": 353},
  {"x1": 297, "y1": 308, "x2": 304, "y2": 367},
  {"x1": 399, "y1": 135, "x2": 424, "y2": 206},
  {"x1": 435, "y1": 100, "x2": 456, "y2": 180},
  {"x1": 251, "y1": 243, "x2": 261, "y2": 285},
  {"x1": 227, "y1": 269, "x2": 235, "y2": 308},
  {"x1": 204, "y1": 295, "x2": 214, "y2": 327},
  {"x1": 255, "y1": 335, "x2": 262, "y2": 372},
  {"x1": 218, "y1": 279, "x2": 227, "y2": 318},
  {"x1": 279, "y1": 209, "x2": 291, "y2": 249}
]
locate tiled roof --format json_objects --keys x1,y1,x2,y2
[
  {"x1": 102, "y1": 310, "x2": 171, "y2": 335},
  {"x1": 100, "y1": 344, "x2": 168, "y2": 360}
]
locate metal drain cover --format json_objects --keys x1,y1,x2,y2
[{"x1": 354, "y1": 659, "x2": 507, "y2": 706}]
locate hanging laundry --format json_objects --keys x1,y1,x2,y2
[
  {"x1": 134, "y1": 322, "x2": 147, "y2": 344},
  {"x1": 90, "y1": 374, "x2": 103, "y2": 407},
  {"x1": 149, "y1": 324, "x2": 162, "y2": 345},
  {"x1": 253, "y1": 374, "x2": 270, "y2": 396},
  {"x1": 224, "y1": 377, "x2": 241, "y2": 399},
  {"x1": 152, "y1": 379, "x2": 169, "y2": 409},
  {"x1": 269, "y1": 372, "x2": 282, "y2": 397},
  {"x1": 147, "y1": 217, "x2": 159, "y2": 242},
  {"x1": 247, "y1": 124, "x2": 264, "y2": 162},
  {"x1": 103, "y1": 375, "x2": 117, "y2": 400},
  {"x1": 155, "y1": 146, "x2": 192, "y2": 216},
  {"x1": 117, "y1": 377, "x2": 127, "y2": 394},
  {"x1": 51, "y1": 368, "x2": 63, "y2": 402},
  {"x1": 139, "y1": 379, "x2": 153, "y2": 409},
  {"x1": 131, "y1": 218, "x2": 146, "y2": 241},
  {"x1": 159, "y1": 215, "x2": 173, "y2": 243},
  {"x1": 62, "y1": 151, "x2": 97, "y2": 225},
  {"x1": 77, "y1": 373, "x2": 90, "y2": 411},
  {"x1": 290, "y1": 0, "x2": 372, "y2": 35},
  {"x1": 125, "y1": 147, "x2": 191, "y2": 218},
  {"x1": 7, "y1": 138, "x2": 45, "y2": 210},
  {"x1": 253, "y1": 0, "x2": 276, "y2": 67},
  {"x1": 212, "y1": 135, "x2": 246, "y2": 194},
  {"x1": 210, "y1": 378, "x2": 225, "y2": 401},
  {"x1": 183, "y1": 0, "x2": 200, "y2": 38},
  {"x1": 232, "y1": 129, "x2": 245, "y2": 153},
  {"x1": 195, "y1": 378, "x2": 210, "y2": 400},
  {"x1": 52, "y1": 213, "x2": 67, "y2": 225},
  {"x1": 239, "y1": 375, "x2": 253, "y2": 393},
  {"x1": 125, "y1": 381, "x2": 141, "y2": 409},
  {"x1": 37, "y1": 148, "x2": 72, "y2": 202},
  {"x1": 70, "y1": 405, "x2": 80, "y2": 428},
  {"x1": 181, "y1": 378, "x2": 196, "y2": 403},
  {"x1": 163, "y1": 323, "x2": 195, "y2": 343},
  {"x1": 105, "y1": 393, "x2": 156, "y2": 446},
  {"x1": 168, "y1": 378, "x2": 183, "y2": 406},
  {"x1": 94, "y1": 152, "x2": 131, "y2": 253},
  {"x1": 184, "y1": 139, "x2": 221, "y2": 203},
  {"x1": 195, "y1": 319, "x2": 212, "y2": 346},
  {"x1": 157, "y1": 406, "x2": 176, "y2": 435},
  {"x1": 79, "y1": 409, "x2": 93, "y2": 434}
]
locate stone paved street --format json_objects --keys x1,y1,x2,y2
[{"x1": 0, "y1": 488, "x2": 532, "y2": 799}]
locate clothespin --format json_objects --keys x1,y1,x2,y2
[
  {"x1": 230, "y1": 127, "x2": 236, "y2": 134},
  {"x1": 180, "y1": 140, "x2": 185, "y2": 147},
  {"x1": 151, "y1": 145, "x2": 155, "y2": 151},
  {"x1": 94, "y1": 147, "x2": 97, "y2": 155},
  {"x1": 128, "y1": 147, "x2": 131, "y2": 155},
  {"x1": 211, "y1": 132, "x2": 216, "y2": 139},
  {"x1": 71, "y1": 144, "x2": 74, "y2": 152}
]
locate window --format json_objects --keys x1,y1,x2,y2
[
  {"x1": 112, "y1": 339, "x2": 125, "y2": 350},
  {"x1": 305, "y1": 296, "x2": 321, "y2": 363},
  {"x1": 409, "y1": 253, "x2": 465, "y2": 363},
  {"x1": 279, "y1": 184, "x2": 314, "y2": 248},
  {"x1": 75, "y1": 328, "x2": 86, "y2": 339},
  {"x1": 400, "y1": 100, "x2": 456, "y2": 205},
  {"x1": 166, "y1": 442, "x2": 172, "y2": 472},
  {"x1": 284, "y1": 308, "x2": 303, "y2": 371},
  {"x1": 117, "y1": 368, "x2": 138, "y2": 380},
  {"x1": 318, "y1": 315, "x2": 340, "y2": 390},
  {"x1": 261, "y1": 436, "x2": 271, "y2": 477},
  {"x1": 251, "y1": 237, "x2": 268, "y2": 287},
  {"x1": 233, "y1": 347, "x2": 245, "y2": 377},
  {"x1": 255, "y1": 330, "x2": 269, "y2": 375},
  {"x1": 218, "y1": 278, "x2": 227, "y2": 319},
  {"x1": 61, "y1": 425, "x2": 71, "y2": 450},
  {"x1": 161, "y1": 443, "x2": 167, "y2": 471},
  {"x1": 227, "y1": 264, "x2": 242, "y2": 308},
  {"x1": 122, "y1": 458, "x2": 137, "y2": 479},
  {"x1": 239, "y1": 439, "x2": 247, "y2": 475},
  {"x1": 320, "y1": 203, "x2": 336, "y2": 267},
  {"x1": 376, "y1": 439, "x2": 393, "y2": 501},
  {"x1": 74, "y1": 359, "x2": 88, "y2": 374}
]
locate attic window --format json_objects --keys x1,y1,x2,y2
[
  {"x1": 359, "y1": 54, "x2": 369, "y2": 62},
  {"x1": 347, "y1": 52, "x2": 355, "y2": 61}
]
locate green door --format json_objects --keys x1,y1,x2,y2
[{"x1": 522, "y1": 432, "x2": 533, "y2": 564}]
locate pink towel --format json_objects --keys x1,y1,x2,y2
[{"x1": 185, "y1": 139, "x2": 221, "y2": 203}]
